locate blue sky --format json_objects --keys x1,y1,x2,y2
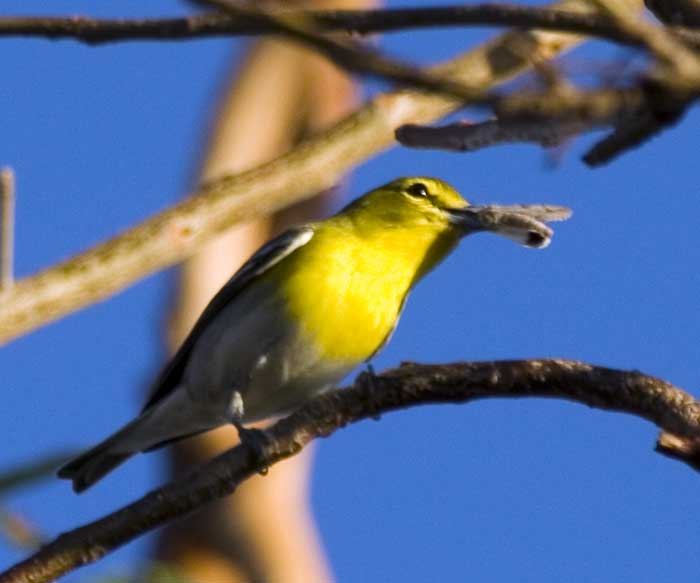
[{"x1": 3, "y1": 1, "x2": 700, "y2": 582}]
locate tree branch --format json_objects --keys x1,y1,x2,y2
[
  {"x1": 2, "y1": 4, "x2": 698, "y2": 48},
  {"x1": 645, "y1": 0, "x2": 700, "y2": 26},
  {"x1": 193, "y1": 0, "x2": 483, "y2": 100},
  {"x1": 0, "y1": 0, "x2": 614, "y2": 346},
  {"x1": 0, "y1": 168, "x2": 15, "y2": 293},
  {"x1": 2, "y1": 358, "x2": 699, "y2": 583},
  {"x1": 593, "y1": 0, "x2": 700, "y2": 87},
  {"x1": 396, "y1": 118, "x2": 589, "y2": 151},
  {"x1": 398, "y1": 79, "x2": 697, "y2": 165},
  {"x1": 582, "y1": 95, "x2": 688, "y2": 166}
]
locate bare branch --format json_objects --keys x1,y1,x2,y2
[
  {"x1": 2, "y1": 358, "x2": 698, "y2": 583},
  {"x1": 645, "y1": 0, "x2": 700, "y2": 26},
  {"x1": 400, "y1": 81, "x2": 696, "y2": 166},
  {"x1": 396, "y1": 86, "x2": 651, "y2": 160},
  {"x1": 3, "y1": 5, "x2": 698, "y2": 47},
  {"x1": 495, "y1": 86, "x2": 648, "y2": 124},
  {"x1": 491, "y1": 81, "x2": 693, "y2": 166},
  {"x1": 0, "y1": 169, "x2": 15, "y2": 292},
  {"x1": 396, "y1": 119, "x2": 589, "y2": 151},
  {"x1": 0, "y1": 0, "x2": 607, "y2": 346},
  {"x1": 193, "y1": 0, "x2": 482, "y2": 100},
  {"x1": 582, "y1": 98, "x2": 687, "y2": 166},
  {"x1": 594, "y1": 0, "x2": 700, "y2": 86}
]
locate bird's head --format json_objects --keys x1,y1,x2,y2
[
  {"x1": 345, "y1": 176, "x2": 467, "y2": 231},
  {"x1": 344, "y1": 176, "x2": 570, "y2": 248}
]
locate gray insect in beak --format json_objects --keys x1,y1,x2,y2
[{"x1": 446, "y1": 204, "x2": 572, "y2": 248}]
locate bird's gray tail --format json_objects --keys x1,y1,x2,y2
[{"x1": 57, "y1": 417, "x2": 144, "y2": 493}]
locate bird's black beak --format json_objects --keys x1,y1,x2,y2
[{"x1": 446, "y1": 204, "x2": 572, "y2": 249}]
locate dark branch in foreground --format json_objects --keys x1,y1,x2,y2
[
  {"x1": 2, "y1": 5, "x2": 699, "y2": 48},
  {"x1": 2, "y1": 359, "x2": 699, "y2": 583},
  {"x1": 645, "y1": 0, "x2": 700, "y2": 26}
]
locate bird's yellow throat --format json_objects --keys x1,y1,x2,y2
[{"x1": 276, "y1": 178, "x2": 465, "y2": 363}]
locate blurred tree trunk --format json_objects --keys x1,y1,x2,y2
[{"x1": 155, "y1": 1, "x2": 376, "y2": 581}]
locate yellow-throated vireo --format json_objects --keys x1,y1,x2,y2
[{"x1": 59, "y1": 176, "x2": 570, "y2": 492}]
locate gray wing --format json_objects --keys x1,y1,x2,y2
[{"x1": 142, "y1": 226, "x2": 315, "y2": 412}]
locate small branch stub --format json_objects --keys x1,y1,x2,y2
[{"x1": 0, "y1": 168, "x2": 15, "y2": 292}]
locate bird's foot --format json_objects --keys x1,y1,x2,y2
[
  {"x1": 233, "y1": 423, "x2": 271, "y2": 476},
  {"x1": 361, "y1": 363, "x2": 382, "y2": 421},
  {"x1": 240, "y1": 427, "x2": 271, "y2": 476},
  {"x1": 229, "y1": 391, "x2": 270, "y2": 475}
]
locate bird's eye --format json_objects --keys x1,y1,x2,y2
[{"x1": 406, "y1": 183, "x2": 429, "y2": 198}]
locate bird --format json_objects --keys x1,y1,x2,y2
[{"x1": 58, "y1": 176, "x2": 570, "y2": 492}]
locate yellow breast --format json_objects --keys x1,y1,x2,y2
[{"x1": 276, "y1": 217, "x2": 459, "y2": 364}]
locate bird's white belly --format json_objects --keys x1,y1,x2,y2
[{"x1": 181, "y1": 281, "x2": 354, "y2": 424}]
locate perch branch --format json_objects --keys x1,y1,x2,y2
[
  {"x1": 0, "y1": 0, "x2": 617, "y2": 346},
  {"x1": 2, "y1": 358, "x2": 699, "y2": 583}
]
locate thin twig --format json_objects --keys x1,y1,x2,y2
[
  {"x1": 0, "y1": 168, "x2": 15, "y2": 292},
  {"x1": 579, "y1": 1, "x2": 700, "y2": 165},
  {"x1": 594, "y1": 0, "x2": 700, "y2": 87},
  {"x1": 194, "y1": 0, "x2": 481, "y2": 100},
  {"x1": 0, "y1": 0, "x2": 603, "y2": 346},
  {"x1": 1, "y1": 5, "x2": 699, "y2": 48},
  {"x1": 2, "y1": 358, "x2": 699, "y2": 583},
  {"x1": 0, "y1": 451, "x2": 75, "y2": 496}
]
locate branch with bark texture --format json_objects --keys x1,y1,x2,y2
[
  {"x1": 2, "y1": 0, "x2": 618, "y2": 346},
  {"x1": 2, "y1": 5, "x2": 699, "y2": 47},
  {"x1": 2, "y1": 358, "x2": 699, "y2": 583},
  {"x1": 392, "y1": 0, "x2": 700, "y2": 165}
]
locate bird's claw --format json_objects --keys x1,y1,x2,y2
[
  {"x1": 228, "y1": 391, "x2": 269, "y2": 474},
  {"x1": 234, "y1": 425, "x2": 271, "y2": 476},
  {"x1": 361, "y1": 364, "x2": 382, "y2": 421}
]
